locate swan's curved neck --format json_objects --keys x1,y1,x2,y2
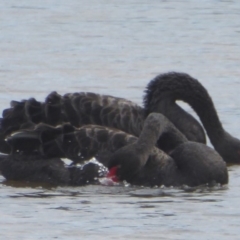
[
  {"x1": 144, "y1": 72, "x2": 224, "y2": 146},
  {"x1": 136, "y1": 113, "x2": 187, "y2": 158}
]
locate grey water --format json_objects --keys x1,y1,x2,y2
[{"x1": 0, "y1": 0, "x2": 240, "y2": 239}]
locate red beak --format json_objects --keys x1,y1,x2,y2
[{"x1": 107, "y1": 166, "x2": 119, "y2": 182}]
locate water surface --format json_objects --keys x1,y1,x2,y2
[{"x1": 0, "y1": 1, "x2": 240, "y2": 239}]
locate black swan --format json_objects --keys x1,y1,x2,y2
[
  {"x1": 0, "y1": 113, "x2": 228, "y2": 187},
  {"x1": 0, "y1": 72, "x2": 239, "y2": 164}
]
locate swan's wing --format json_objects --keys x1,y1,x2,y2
[
  {"x1": 5, "y1": 123, "x2": 138, "y2": 165},
  {"x1": 0, "y1": 91, "x2": 144, "y2": 154}
]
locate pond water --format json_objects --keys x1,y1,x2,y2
[{"x1": 0, "y1": 0, "x2": 240, "y2": 239}]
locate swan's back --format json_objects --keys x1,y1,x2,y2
[
  {"x1": 6, "y1": 122, "x2": 138, "y2": 165},
  {"x1": 0, "y1": 91, "x2": 144, "y2": 154}
]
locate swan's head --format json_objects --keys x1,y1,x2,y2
[
  {"x1": 108, "y1": 143, "x2": 147, "y2": 183},
  {"x1": 215, "y1": 132, "x2": 240, "y2": 164}
]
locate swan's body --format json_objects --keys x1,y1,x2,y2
[{"x1": 0, "y1": 113, "x2": 228, "y2": 187}]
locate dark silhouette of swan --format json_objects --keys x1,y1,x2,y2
[
  {"x1": 0, "y1": 72, "x2": 239, "y2": 164},
  {"x1": 0, "y1": 113, "x2": 228, "y2": 187}
]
